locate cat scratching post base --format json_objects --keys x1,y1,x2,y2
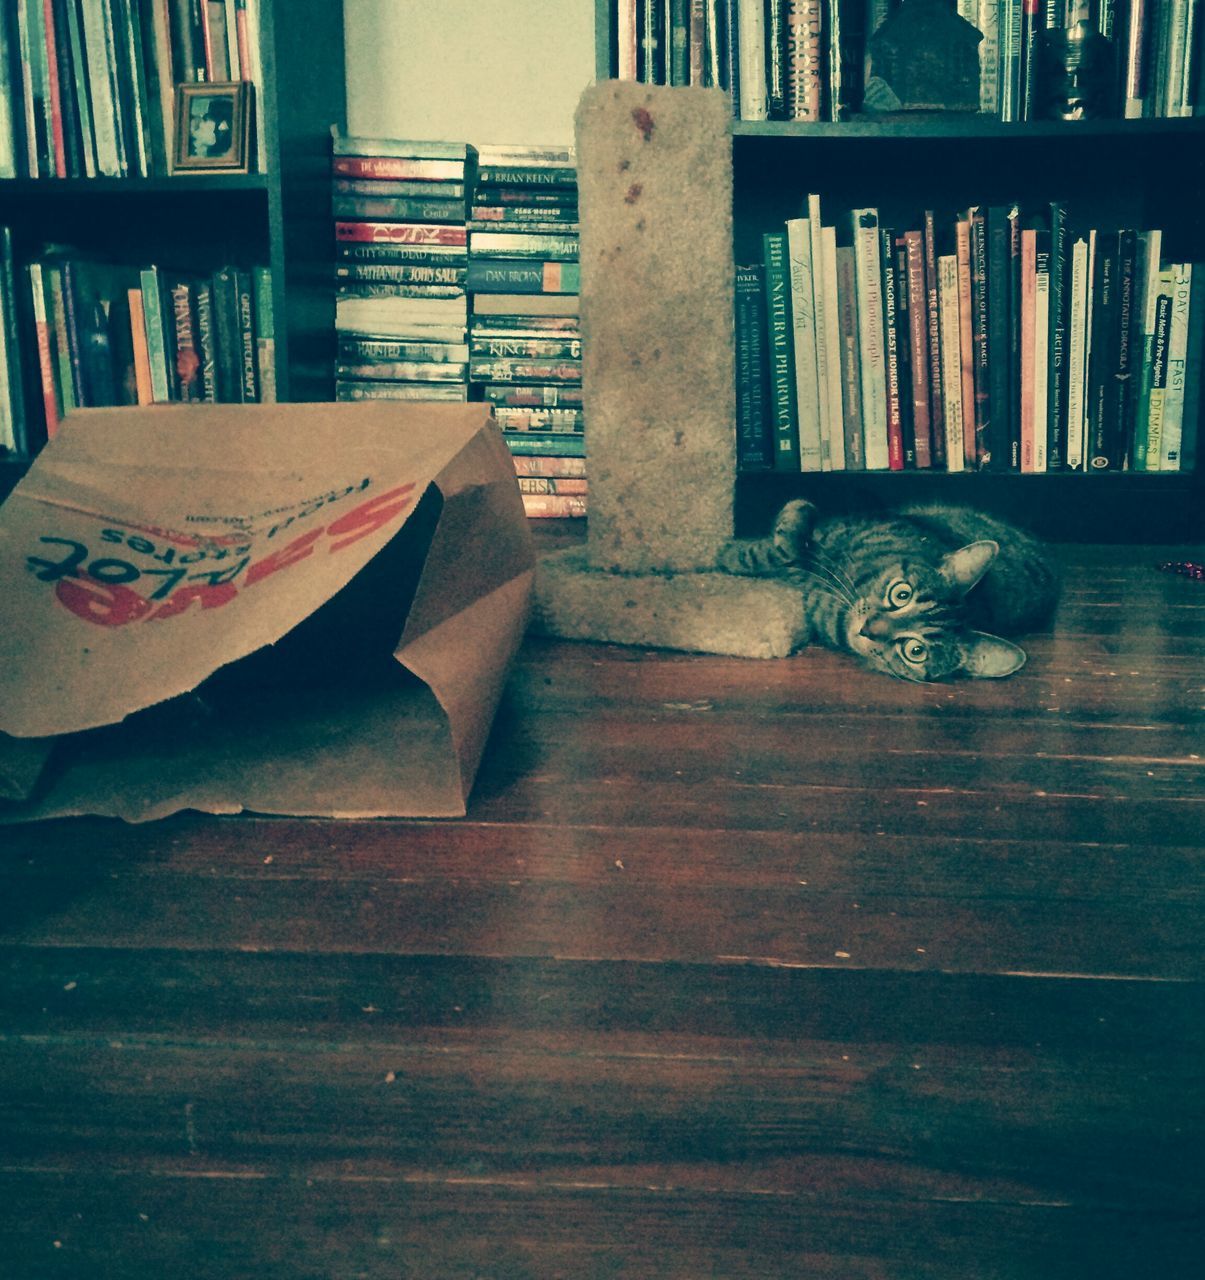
[
  {"x1": 533, "y1": 550, "x2": 807, "y2": 659},
  {"x1": 531, "y1": 83, "x2": 795, "y2": 657}
]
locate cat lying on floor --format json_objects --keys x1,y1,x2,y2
[{"x1": 717, "y1": 499, "x2": 1060, "y2": 681}]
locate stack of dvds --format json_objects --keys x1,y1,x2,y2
[
  {"x1": 333, "y1": 133, "x2": 473, "y2": 403},
  {"x1": 468, "y1": 143, "x2": 586, "y2": 518}
]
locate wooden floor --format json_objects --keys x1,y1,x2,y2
[{"x1": 2, "y1": 537, "x2": 1203, "y2": 1278}]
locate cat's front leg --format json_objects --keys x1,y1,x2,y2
[{"x1": 715, "y1": 499, "x2": 818, "y2": 576}]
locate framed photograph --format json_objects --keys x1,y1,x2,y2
[{"x1": 174, "y1": 82, "x2": 253, "y2": 173}]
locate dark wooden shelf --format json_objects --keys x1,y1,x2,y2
[
  {"x1": 0, "y1": 174, "x2": 272, "y2": 196},
  {"x1": 734, "y1": 469, "x2": 1204, "y2": 543},
  {"x1": 731, "y1": 115, "x2": 1205, "y2": 141}
]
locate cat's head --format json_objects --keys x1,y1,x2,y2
[{"x1": 843, "y1": 540, "x2": 1026, "y2": 681}]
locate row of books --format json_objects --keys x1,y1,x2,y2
[
  {"x1": 737, "y1": 196, "x2": 1203, "y2": 475},
  {"x1": 332, "y1": 133, "x2": 587, "y2": 519},
  {"x1": 610, "y1": 1, "x2": 1203, "y2": 123},
  {"x1": 0, "y1": 0, "x2": 264, "y2": 180},
  {"x1": 0, "y1": 229, "x2": 274, "y2": 455}
]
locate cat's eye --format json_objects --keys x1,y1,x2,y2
[
  {"x1": 900, "y1": 638, "x2": 927, "y2": 664},
  {"x1": 886, "y1": 581, "x2": 914, "y2": 609}
]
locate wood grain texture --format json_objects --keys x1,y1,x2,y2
[{"x1": 1, "y1": 540, "x2": 1203, "y2": 1277}]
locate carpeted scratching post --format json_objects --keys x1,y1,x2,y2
[{"x1": 530, "y1": 81, "x2": 807, "y2": 658}]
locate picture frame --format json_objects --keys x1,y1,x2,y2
[{"x1": 174, "y1": 82, "x2": 253, "y2": 173}]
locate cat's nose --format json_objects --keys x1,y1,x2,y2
[{"x1": 860, "y1": 616, "x2": 892, "y2": 641}]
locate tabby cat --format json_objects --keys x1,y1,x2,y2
[{"x1": 717, "y1": 499, "x2": 1060, "y2": 681}]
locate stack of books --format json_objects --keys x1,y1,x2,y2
[
  {"x1": 468, "y1": 143, "x2": 585, "y2": 518},
  {"x1": 333, "y1": 133, "x2": 473, "y2": 404},
  {"x1": 0, "y1": 0, "x2": 266, "y2": 179},
  {"x1": 736, "y1": 193, "x2": 1203, "y2": 476},
  {"x1": 0, "y1": 229, "x2": 274, "y2": 454}
]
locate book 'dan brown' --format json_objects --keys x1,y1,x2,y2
[{"x1": 0, "y1": 401, "x2": 534, "y2": 822}]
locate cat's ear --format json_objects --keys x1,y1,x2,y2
[
  {"x1": 961, "y1": 631, "x2": 1027, "y2": 679},
  {"x1": 772, "y1": 499, "x2": 818, "y2": 558},
  {"x1": 940, "y1": 539, "x2": 999, "y2": 594}
]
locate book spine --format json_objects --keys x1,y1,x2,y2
[
  {"x1": 170, "y1": 280, "x2": 202, "y2": 402},
  {"x1": 617, "y1": 0, "x2": 638, "y2": 79},
  {"x1": 1087, "y1": 233, "x2": 1119, "y2": 470},
  {"x1": 137, "y1": 265, "x2": 172, "y2": 401},
  {"x1": 1033, "y1": 232, "x2": 1051, "y2": 472},
  {"x1": 669, "y1": 0, "x2": 689, "y2": 86},
  {"x1": 903, "y1": 230, "x2": 932, "y2": 468},
  {"x1": 880, "y1": 226, "x2": 905, "y2": 471},
  {"x1": 340, "y1": 360, "x2": 469, "y2": 383},
  {"x1": 501, "y1": 430, "x2": 587, "y2": 457},
  {"x1": 517, "y1": 475, "x2": 588, "y2": 495},
  {"x1": 235, "y1": 268, "x2": 258, "y2": 402},
  {"x1": 127, "y1": 287, "x2": 154, "y2": 404},
  {"x1": 79, "y1": 0, "x2": 121, "y2": 176},
  {"x1": 1020, "y1": 0, "x2": 1045, "y2": 121},
  {"x1": 337, "y1": 263, "x2": 467, "y2": 287},
  {"x1": 250, "y1": 264, "x2": 274, "y2": 403},
  {"x1": 785, "y1": 0, "x2": 822, "y2": 122},
  {"x1": 893, "y1": 236, "x2": 915, "y2": 468},
  {"x1": 835, "y1": 245, "x2": 864, "y2": 470},
  {"x1": 192, "y1": 277, "x2": 217, "y2": 402},
  {"x1": 27, "y1": 261, "x2": 60, "y2": 437},
  {"x1": 469, "y1": 358, "x2": 581, "y2": 384},
  {"x1": 737, "y1": 0, "x2": 769, "y2": 120},
  {"x1": 999, "y1": 0, "x2": 1023, "y2": 121},
  {"x1": 969, "y1": 207, "x2": 992, "y2": 467},
  {"x1": 1111, "y1": 229, "x2": 1139, "y2": 466},
  {"x1": 955, "y1": 217, "x2": 978, "y2": 469},
  {"x1": 1065, "y1": 236, "x2": 1090, "y2": 472},
  {"x1": 766, "y1": 0, "x2": 787, "y2": 117},
  {"x1": 0, "y1": 227, "x2": 27, "y2": 452},
  {"x1": 332, "y1": 155, "x2": 467, "y2": 181},
  {"x1": 1176, "y1": 267, "x2": 1203, "y2": 474},
  {"x1": 335, "y1": 221, "x2": 468, "y2": 247},
  {"x1": 470, "y1": 336, "x2": 581, "y2": 359},
  {"x1": 938, "y1": 254, "x2": 965, "y2": 473},
  {"x1": 1019, "y1": 228, "x2": 1037, "y2": 472},
  {"x1": 144, "y1": 0, "x2": 176, "y2": 174},
  {"x1": 819, "y1": 225, "x2": 845, "y2": 470},
  {"x1": 923, "y1": 210, "x2": 946, "y2": 469},
  {"x1": 45, "y1": 264, "x2": 75, "y2": 414},
  {"x1": 1124, "y1": 0, "x2": 1149, "y2": 117},
  {"x1": 331, "y1": 196, "x2": 467, "y2": 222},
  {"x1": 763, "y1": 231, "x2": 800, "y2": 470},
  {"x1": 785, "y1": 217, "x2": 822, "y2": 470},
  {"x1": 1144, "y1": 282, "x2": 1173, "y2": 468},
  {"x1": 806, "y1": 194, "x2": 832, "y2": 468},
  {"x1": 1160, "y1": 263, "x2": 1193, "y2": 468},
  {"x1": 852, "y1": 209, "x2": 888, "y2": 470},
  {"x1": 734, "y1": 262, "x2": 773, "y2": 471},
  {"x1": 511, "y1": 454, "x2": 588, "y2": 478},
  {"x1": 985, "y1": 205, "x2": 1013, "y2": 470},
  {"x1": 1045, "y1": 201, "x2": 1068, "y2": 468},
  {"x1": 977, "y1": 0, "x2": 1001, "y2": 114},
  {"x1": 521, "y1": 492, "x2": 588, "y2": 519},
  {"x1": 493, "y1": 406, "x2": 583, "y2": 432},
  {"x1": 466, "y1": 260, "x2": 580, "y2": 294},
  {"x1": 1006, "y1": 203, "x2": 1023, "y2": 468}
]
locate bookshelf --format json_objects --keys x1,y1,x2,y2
[
  {"x1": 0, "y1": 0, "x2": 346, "y2": 489},
  {"x1": 595, "y1": 4, "x2": 1205, "y2": 543}
]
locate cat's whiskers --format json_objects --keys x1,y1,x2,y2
[{"x1": 798, "y1": 545, "x2": 858, "y2": 599}]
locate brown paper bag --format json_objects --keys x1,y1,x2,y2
[{"x1": 0, "y1": 401, "x2": 534, "y2": 822}]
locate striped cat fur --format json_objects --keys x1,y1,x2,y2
[{"x1": 717, "y1": 500, "x2": 1060, "y2": 681}]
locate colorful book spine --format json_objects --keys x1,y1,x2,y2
[
  {"x1": 785, "y1": 216, "x2": 822, "y2": 470},
  {"x1": 734, "y1": 262, "x2": 773, "y2": 471},
  {"x1": 763, "y1": 230, "x2": 800, "y2": 470},
  {"x1": 834, "y1": 245, "x2": 864, "y2": 470},
  {"x1": 1160, "y1": 263, "x2": 1193, "y2": 469},
  {"x1": 903, "y1": 230, "x2": 932, "y2": 468},
  {"x1": 819, "y1": 225, "x2": 845, "y2": 470},
  {"x1": 1033, "y1": 233, "x2": 1051, "y2": 472},
  {"x1": 736, "y1": 0, "x2": 768, "y2": 120},
  {"x1": 851, "y1": 208, "x2": 889, "y2": 470},
  {"x1": 938, "y1": 253, "x2": 966, "y2": 474},
  {"x1": 955, "y1": 217, "x2": 978, "y2": 469},
  {"x1": 880, "y1": 226, "x2": 906, "y2": 472}
]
